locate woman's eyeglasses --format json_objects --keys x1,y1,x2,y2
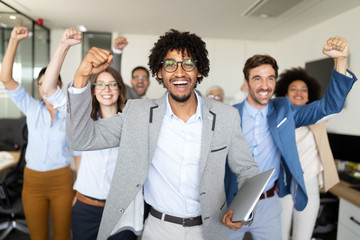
[{"x1": 93, "y1": 82, "x2": 119, "y2": 90}]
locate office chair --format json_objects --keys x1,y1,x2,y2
[{"x1": 0, "y1": 117, "x2": 29, "y2": 239}]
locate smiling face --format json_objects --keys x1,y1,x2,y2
[
  {"x1": 131, "y1": 69, "x2": 150, "y2": 96},
  {"x1": 286, "y1": 80, "x2": 309, "y2": 106},
  {"x1": 157, "y1": 49, "x2": 202, "y2": 103},
  {"x1": 245, "y1": 64, "x2": 276, "y2": 110},
  {"x1": 94, "y1": 72, "x2": 120, "y2": 107}
]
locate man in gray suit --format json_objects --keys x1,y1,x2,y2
[{"x1": 66, "y1": 29, "x2": 259, "y2": 240}]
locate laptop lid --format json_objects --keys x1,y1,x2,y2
[{"x1": 228, "y1": 168, "x2": 275, "y2": 222}]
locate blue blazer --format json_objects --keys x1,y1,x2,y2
[{"x1": 225, "y1": 68, "x2": 357, "y2": 211}]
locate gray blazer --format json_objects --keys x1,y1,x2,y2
[{"x1": 66, "y1": 86, "x2": 259, "y2": 240}]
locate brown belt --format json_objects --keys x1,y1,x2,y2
[
  {"x1": 260, "y1": 183, "x2": 277, "y2": 200},
  {"x1": 150, "y1": 207, "x2": 202, "y2": 227},
  {"x1": 76, "y1": 192, "x2": 105, "y2": 207}
]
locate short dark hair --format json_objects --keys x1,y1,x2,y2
[
  {"x1": 243, "y1": 55, "x2": 278, "y2": 81},
  {"x1": 90, "y1": 67, "x2": 127, "y2": 120},
  {"x1": 37, "y1": 67, "x2": 62, "y2": 84},
  {"x1": 148, "y1": 29, "x2": 210, "y2": 87},
  {"x1": 131, "y1": 66, "x2": 149, "y2": 78},
  {"x1": 274, "y1": 67, "x2": 321, "y2": 103}
]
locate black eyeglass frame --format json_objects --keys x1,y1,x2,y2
[{"x1": 160, "y1": 59, "x2": 198, "y2": 73}]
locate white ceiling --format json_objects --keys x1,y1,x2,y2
[{"x1": 2, "y1": 0, "x2": 360, "y2": 41}]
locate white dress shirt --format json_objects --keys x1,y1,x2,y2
[{"x1": 144, "y1": 91, "x2": 203, "y2": 217}]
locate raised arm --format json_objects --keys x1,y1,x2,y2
[
  {"x1": 111, "y1": 36, "x2": 128, "y2": 73},
  {"x1": 293, "y1": 36, "x2": 356, "y2": 127},
  {"x1": 323, "y1": 36, "x2": 349, "y2": 75},
  {"x1": 0, "y1": 26, "x2": 28, "y2": 90},
  {"x1": 42, "y1": 28, "x2": 82, "y2": 97},
  {"x1": 74, "y1": 47, "x2": 113, "y2": 88}
]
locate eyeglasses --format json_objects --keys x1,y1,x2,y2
[
  {"x1": 132, "y1": 76, "x2": 148, "y2": 81},
  {"x1": 93, "y1": 82, "x2": 118, "y2": 90},
  {"x1": 207, "y1": 94, "x2": 223, "y2": 101},
  {"x1": 161, "y1": 59, "x2": 197, "y2": 73}
]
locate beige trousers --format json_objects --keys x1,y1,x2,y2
[{"x1": 141, "y1": 214, "x2": 205, "y2": 240}]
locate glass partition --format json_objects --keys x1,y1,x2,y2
[
  {"x1": 82, "y1": 32, "x2": 111, "y2": 59},
  {"x1": 0, "y1": 2, "x2": 49, "y2": 118}
]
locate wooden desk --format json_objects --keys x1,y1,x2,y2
[
  {"x1": 330, "y1": 180, "x2": 360, "y2": 208},
  {"x1": 0, "y1": 151, "x2": 20, "y2": 172}
]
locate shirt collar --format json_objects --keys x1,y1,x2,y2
[
  {"x1": 244, "y1": 98, "x2": 268, "y2": 118},
  {"x1": 165, "y1": 90, "x2": 202, "y2": 121}
]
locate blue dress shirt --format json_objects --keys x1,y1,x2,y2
[
  {"x1": 6, "y1": 85, "x2": 72, "y2": 171},
  {"x1": 242, "y1": 100, "x2": 280, "y2": 191}
]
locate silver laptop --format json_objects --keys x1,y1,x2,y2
[{"x1": 228, "y1": 168, "x2": 275, "y2": 222}]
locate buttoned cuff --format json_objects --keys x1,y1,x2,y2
[
  {"x1": 68, "y1": 81, "x2": 90, "y2": 94},
  {"x1": 112, "y1": 49, "x2": 122, "y2": 54},
  {"x1": 44, "y1": 86, "x2": 66, "y2": 108}
]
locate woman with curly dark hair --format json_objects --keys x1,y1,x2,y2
[
  {"x1": 274, "y1": 67, "x2": 339, "y2": 240},
  {"x1": 275, "y1": 67, "x2": 321, "y2": 104}
]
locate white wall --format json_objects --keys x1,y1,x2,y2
[
  {"x1": 277, "y1": 5, "x2": 360, "y2": 135},
  {"x1": 54, "y1": 31, "x2": 279, "y2": 102},
  {"x1": 53, "y1": 5, "x2": 359, "y2": 135}
]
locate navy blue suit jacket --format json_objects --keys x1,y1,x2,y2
[{"x1": 225, "y1": 68, "x2": 357, "y2": 211}]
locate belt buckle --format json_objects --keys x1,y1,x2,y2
[{"x1": 182, "y1": 217, "x2": 194, "y2": 227}]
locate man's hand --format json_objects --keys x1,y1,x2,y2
[
  {"x1": 61, "y1": 28, "x2": 82, "y2": 48},
  {"x1": 113, "y1": 36, "x2": 128, "y2": 50},
  {"x1": 221, "y1": 210, "x2": 244, "y2": 231},
  {"x1": 323, "y1": 36, "x2": 349, "y2": 74},
  {"x1": 10, "y1": 26, "x2": 28, "y2": 42},
  {"x1": 74, "y1": 47, "x2": 113, "y2": 88}
]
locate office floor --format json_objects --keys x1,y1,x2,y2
[
  {"x1": 0, "y1": 215, "x2": 53, "y2": 240},
  {"x1": 242, "y1": 231, "x2": 337, "y2": 240},
  {"x1": 0, "y1": 229, "x2": 30, "y2": 239},
  {"x1": 1, "y1": 223, "x2": 336, "y2": 240},
  {"x1": 312, "y1": 230, "x2": 337, "y2": 240}
]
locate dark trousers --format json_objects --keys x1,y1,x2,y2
[{"x1": 72, "y1": 200, "x2": 136, "y2": 240}]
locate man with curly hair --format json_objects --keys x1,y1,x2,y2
[
  {"x1": 225, "y1": 37, "x2": 357, "y2": 240},
  {"x1": 66, "y1": 29, "x2": 259, "y2": 240}
]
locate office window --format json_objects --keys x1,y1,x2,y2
[
  {"x1": 0, "y1": 2, "x2": 49, "y2": 118},
  {"x1": 82, "y1": 32, "x2": 111, "y2": 59}
]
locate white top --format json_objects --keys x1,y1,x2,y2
[
  {"x1": 46, "y1": 85, "x2": 118, "y2": 199},
  {"x1": 73, "y1": 147, "x2": 118, "y2": 199},
  {"x1": 295, "y1": 126, "x2": 323, "y2": 179},
  {"x1": 144, "y1": 91, "x2": 203, "y2": 217}
]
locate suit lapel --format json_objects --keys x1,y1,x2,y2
[
  {"x1": 200, "y1": 97, "x2": 215, "y2": 178},
  {"x1": 148, "y1": 94, "x2": 166, "y2": 163}
]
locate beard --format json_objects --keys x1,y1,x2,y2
[
  {"x1": 169, "y1": 92, "x2": 192, "y2": 103},
  {"x1": 248, "y1": 87, "x2": 272, "y2": 107}
]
